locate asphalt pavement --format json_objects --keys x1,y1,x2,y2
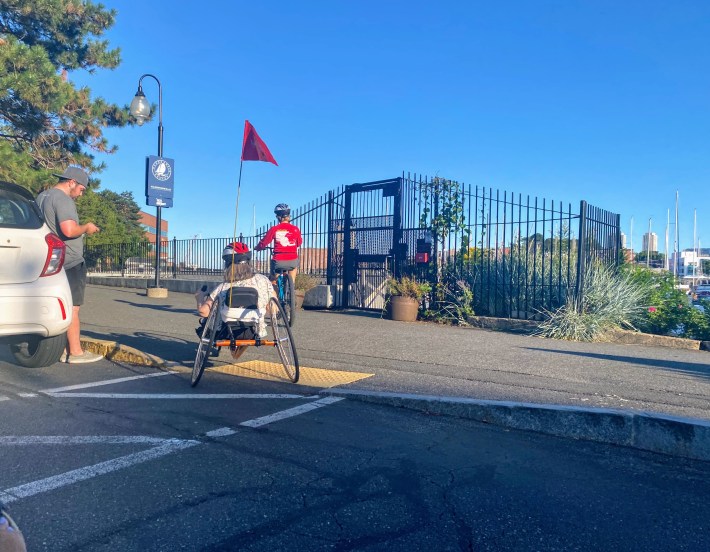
[{"x1": 78, "y1": 283, "x2": 710, "y2": 461}]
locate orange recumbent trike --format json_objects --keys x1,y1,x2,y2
[{"x1": 191, "y1": 286, "x2": 299, "y2": 387}]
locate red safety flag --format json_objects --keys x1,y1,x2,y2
[{"x1": 241, "y1": 120, "x2": 278, "y2": 165}]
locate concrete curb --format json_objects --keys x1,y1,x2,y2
[
  {"x1": 323, "y1": 389, "x2": 710, "y2": 462},
  {"x1": 79, "y1": 332, "x2": 710, "y2": 462},
  {"x1": 81, "y1": 338, "x2": 167, "y2": 368}
]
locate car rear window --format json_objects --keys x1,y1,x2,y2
[{"x1": 0, "y1": 187, "x2": 43, "y2": 229}]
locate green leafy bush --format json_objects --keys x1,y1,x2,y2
[
  {"x1": 387, "y1": 276, "x2": 431, "y2": 300},
  {"x1": 423, "y1": 268, "x2": 475, "y2": 325},
  {"x1": 629, "y1": 267, "x2": 710, "y2": 339}
]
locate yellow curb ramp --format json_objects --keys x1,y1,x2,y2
[
  {"x1": 81, "y1": 338, "x2": 167, "y2": 368},
  {"x1": 208, "y1": 360, "x2": 373, "y2": 388},
  {"x1": 80, "y1": 339, "x2": 373, "y2": 388}
]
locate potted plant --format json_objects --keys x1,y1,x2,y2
[{"x1": 387, "y1": 275, "x2": 431, "y2": 322}]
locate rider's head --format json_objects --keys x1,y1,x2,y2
[
  {"x1": 274, "y1": 203, "x2": 290, "y2": 222},
  {"x1": 222, "y1": 242, "x2": 251, "y2": 268}
]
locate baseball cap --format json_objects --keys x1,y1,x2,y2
[{"x1": 53, "y1": 166, "x2": 89, "y2": 187}]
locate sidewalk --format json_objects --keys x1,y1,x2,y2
[{"x1": 79, "y1": 283, "x2": 710, "y2": 461}]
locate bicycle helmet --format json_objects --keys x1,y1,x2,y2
[
  {"x1": 274, "y1": 203, "x2": 290, "y2": 217},
  {"x1": 222, "y1": 242, "x2": 251, "y2": 266}
]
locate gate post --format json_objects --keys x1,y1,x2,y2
[
  {"x1": 392, "y1": 177, "x2": 404, "y2": 278},
  {"x1": 326, "y1": 190, "x2": 333, "y2": 286},
  {"x1": 342, "y1": 186, "x2": 353, "y2": 308},
  {"x1": 575, "y1": 200, "x2": 588, "y2": 309}
]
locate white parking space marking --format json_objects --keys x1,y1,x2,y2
[
  {"x1": 47, "y1": 393, "x2": 313, "y2": 399},
  {"x1": 0, "y1": 396, "x2": 10, "y2": 402},
  {"x1": 17, "y1": 393, "x2": 37, "y2": 397},
  {"x1": 205, "y1": 427, "x2": 237, "y2": 437},
  {"x1": 1, "y1": 381, "x2": 348, "y2": 504},
  {"x1": 240, "y1": 396, "x2": 345, "y2": 428},
  {"x1": 0, "y1": 438, "x2": 198, "y2": 505},
  {"x1": 0, "y1": 436, "x2": 174, "y2": 445},
  {"x1": 41, "y1": 371, "x2": 176, "y2": 394}
]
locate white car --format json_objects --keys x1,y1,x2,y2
[{"x1": 0, "y1": 181, "x2": 72, "y2": 367}]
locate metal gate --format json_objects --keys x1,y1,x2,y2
[{"x1": 332, "y1": 179, "x2": 404, "y2": 309}]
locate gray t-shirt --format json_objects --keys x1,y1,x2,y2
[{"x1": 37, "y1": 187, "x2": 84, "y2": 269}]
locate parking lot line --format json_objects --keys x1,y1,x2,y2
[
  {"x1": 47, "y1": 393, "x2": 314, "y2": 399},
  {"x1": 0, "y1": 438, "x2": 198, "y2": 505},
  {"x1": 240, "y1": 396, "x2": 345, "y2": 427},
  {"x1": 41, "y1": 371, "x2": 176, "y2": 394}
]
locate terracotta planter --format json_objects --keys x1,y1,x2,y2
[{"x1": 390, "y1": 296, "x2": 419, "y2": 322}]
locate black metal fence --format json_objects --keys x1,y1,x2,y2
[{"x1": 85, "y1": 172, "x2": 620, "y2": 319}]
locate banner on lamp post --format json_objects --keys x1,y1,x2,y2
[{"x1": 145, "y1": 155, "x2": 175, "y2": 206}]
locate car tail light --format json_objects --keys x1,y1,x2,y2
[{"x1": 41, "y1": 233, "x2": 66, "y2": 277}]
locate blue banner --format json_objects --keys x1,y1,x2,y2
[
  {"x1": 145, "y1": 155, "x2": 175, "y2": 203},
  {"x1": 146, "y1": 196, "x2": 173, "y2": 208}
]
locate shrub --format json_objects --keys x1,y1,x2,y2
[
  {"x1": 536, "y1": 263, "x2": 647, "y2": 341},
  {"x1": 387, "y1": 276, "x2": 431, "y2": 300},
  {"x1": 627, "y1": 267, "x2": 710, "y2": 339},
  {"x1": 423, "y1": 268, "x2": 475, "y2": 325},
  {"x1": 294, "y1": 273, "x2": 318, "y2": 291}
]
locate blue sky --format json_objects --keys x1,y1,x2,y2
[{"x1": 81, "y1": 0, "x2": 709, "y2": 252}]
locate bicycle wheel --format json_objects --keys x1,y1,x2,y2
[
  {"x1": 269, "y1": 297, "x2": 299, "y2": 383},
  {"x1": 191, "y1": 297, "x2": 220, "y2": 387},
  {"x1": 281, "y1": 273, "x2": 296, "y2": 327}
]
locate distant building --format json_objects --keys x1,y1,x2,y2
[
  {"x1": 139, "y1": 211, "x2": 169, "y2": 245},
  {"x1": 674, "y1": 248, "x2": 710, "y2": 281},
  {"x1": 642, "y1": 232, "x2": 658, "y2": 253}
]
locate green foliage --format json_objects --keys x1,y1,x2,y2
[
  {"x1": 536, "y1": 263, "x2": 647, "y2": 341},
  {"x1": 419, "y1": 177, "x2": 471, "y2": 274},
  {"x1": 630, "y1": 267, "x2": 710, "y2": 339},
  {"x1": 0, "y1": 0, "x2": 137, "y2": 191},
  {"x1": 466, "y1": 228, "x2": 578, "y2": 318},
  {"x1": 635, "y1": 251, "x2": 665, "y2": 262},
  {"x1": 681, "y1": 301, "x2": 710, "y2": 341},
  {"x1": 423, "y1": 267, "x2": 475, "y2": 325},
  {"x1": 387, "y1": 275, "x2": 431, "y2": 300},
  {"x1": 78, "y1": 189, "x2": 145, "y2": 245}
]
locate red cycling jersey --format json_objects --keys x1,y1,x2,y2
[{"x1": 255, "y1": 222, "x2": 302, "y2": 261}]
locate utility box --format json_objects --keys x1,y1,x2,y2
[{"x1": 416, "y1": 236, "x2": 432, "y2": 264}]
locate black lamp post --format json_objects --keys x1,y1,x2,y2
[{"x1": 130, "y1": 73, "x2": 164, "y2": 290}]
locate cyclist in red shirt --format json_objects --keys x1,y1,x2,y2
[{"x1": 255, "y1": 203, "x2": 303, "y2": 283}]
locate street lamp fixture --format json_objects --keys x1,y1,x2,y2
[
  {"x1": 130, "y1": 74, "x2": 166, "y2": 293},
  {"x1": 129, "y1": 85, "x2": 150, "y2": 125}
]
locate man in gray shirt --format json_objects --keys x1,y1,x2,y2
[{"x1": 37, "y1": 166, "x2": 103, "y2": 364}]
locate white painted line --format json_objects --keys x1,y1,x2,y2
[
  {"x1": 0, "y1": 396, "x2": 10, "y2": 402},
  {"x1": 41, "y1": 371, "x2": 176, "y2": 393},
  {"x1": 0, "y1": 436, "x2": 172, "y2": 445},
  {"x1": 47, "y1": 393, "x2": 312, "y2": 400},
  {"x1": 0, "y1": 438, "x2": 198, "y2": 505},
  {"x1": 205, "y1": 427, "x2": 237, "y2": 437},
  {"x1": 240, "y1": 396, "x2": 345, "y2": 428},
  {"x1": 17, "y1": 393, "x2": 37, "y2": 398}
]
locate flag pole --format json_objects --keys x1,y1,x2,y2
[{"x1": 233, "y1": 158, "x2": 244, "y2": 244}]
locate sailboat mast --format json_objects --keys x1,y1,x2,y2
[{"x1": 673, "y1": 191, "x2": 679, "y2": 277}]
